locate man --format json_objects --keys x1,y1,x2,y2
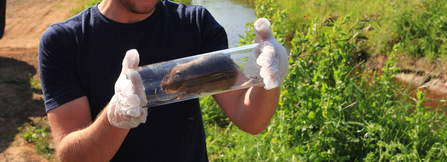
[{"x1": 38, "y1": 0, "x2": 288, "y2": 161}]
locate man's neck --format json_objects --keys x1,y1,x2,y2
[{"x1": 98, "y1": 0, "x2": 155, "y2": 23}]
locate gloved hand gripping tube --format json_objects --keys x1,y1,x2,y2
[{"x1": 127, "y1": 44, "x2": 264, "y2": 108}]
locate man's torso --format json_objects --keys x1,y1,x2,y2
[{"x1": 39, "y1": 0, "x2": 228, "y2": 161}]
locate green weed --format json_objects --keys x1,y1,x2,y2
[
  {"x1": 4, "y1": 76, "x2": 27, "y2": 91},
  {"x1": 4, "y1": 74, "x2": 41, "y2": 91},
  {"x1": 270, "y1": 0, "x2": 447, "y2": 61},
  {"x1": 4, "y1": 76, "x2": 21, "y2": 84},
  {"x1": 29, "y1": 73, "x2": 41, "y2": 90},
  {"x1": 200, "y1": 96, "x2": 230, "y2": 128},
  {"x1": 202, "y1": 0, "x2": 447, "y2": 161},
  {"x1": 387, "y1": 0, "x2": 447, "y2": 60},
  {"x1": 18, "y1": 121, "x2": 54, "y2": 157},
  {"x1": 239, "y1": 0, "x2": 289, "y2": 46}
]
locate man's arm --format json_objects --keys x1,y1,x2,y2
[
  {"x1": 48, "y1": 96, "x2": 129, "y2": 162},
  {"x1": 213, "y1": 87, "x2": 280, "y2": 135},
  {"x1": 212, "y1": 18, "x2": 288, "y2": 135},
  {"x1": 47, "y1": 50, "x2": 147, "y2": 161}
]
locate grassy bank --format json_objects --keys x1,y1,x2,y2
[
  {"x1": 274, "y1": 0, "x2": 447, "y2": 60},
  {"x1": 202, "y1": 0, "x2": 447, "y2": 161}
]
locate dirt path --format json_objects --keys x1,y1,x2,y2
[
  {"x1": 0, "y1": 0, "x2": 80, "y2": 161},
  {"x1": 368, "y1": 54, "x2": 447, "y2": 109}
]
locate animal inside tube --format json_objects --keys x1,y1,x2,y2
[{"x1": 127, "y1": 43, "x2": 264, "y2": 108}]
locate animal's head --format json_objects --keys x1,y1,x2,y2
[{"x1": 160, "y1": 66, "x2": 185, "y2": 93}]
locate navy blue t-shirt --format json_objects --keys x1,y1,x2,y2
[{"x1": 38, "y1": 0, "x2": 228, "y2": 161}]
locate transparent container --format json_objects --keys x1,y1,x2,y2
[{"x1": 128, "y1": 43, "x2": 263, "y2": 108}]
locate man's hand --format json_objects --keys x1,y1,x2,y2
[
  {"x1": 245, "y1": 18, "x2": 289, "y2": 90},
  {"x1": 108, "y1": 49, "x2": 148, "y2": 128}
]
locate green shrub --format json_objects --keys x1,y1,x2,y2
[
  {"x1": 19, "y1": 121, "x2": 54, "y2": 157},
  {"x1": 200, "y1": 96, "x2": 230, "y2": 128},
  {"x1": 203, "y1": 0, "x2": 447, "y2": 161},
  {"x1": 388, "y1": 0, "x2": 447, "y2": 60},
  {"x1": 239, "y1": 0, "x2": 290, "y2": 46}
]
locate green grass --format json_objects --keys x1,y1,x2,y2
[
  {"x1": 201, "y1": 0, "x2": 447, "y2": 161},
  {"x1": 29, "y1": 73, "x2": 41, "y2": 90},
  {"x1": 243, "y1": 0, "x2": 447, "y2": 61},
  {"x1": 19, "y1": 121, "x2": 54, "y2": 157},
  {"x1": 389, "y1": 0, "x2": 447, "y2": 60},
  {"x1": 4, "y1": 73, "x2": 41, "y2": 91}
]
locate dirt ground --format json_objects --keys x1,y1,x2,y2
[
  {"x1": 368, "y1": 54, "x2": 447, "y2": 109},
  {"x1": 0, "y1": 0, "x2": 446, "y2": 161},
  {"x1": 0, "y1": 0, "x2": 80, "y2": 161}
]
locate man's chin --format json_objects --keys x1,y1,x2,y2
[{"x1": 122, "y1": 0, "x2": 161, "y2": 15}]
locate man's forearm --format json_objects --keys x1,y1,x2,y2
[
  {"x1": 235, "y1": 87, "x2": 280, "y2": 134},
  {"x1": 55, "y1": 109, "x2": 129, "y2": 162}
]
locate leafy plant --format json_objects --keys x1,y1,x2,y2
[
  {"x1": 29, "y1": 73, "x2": 41, "y2": 90},
  {"x1": 200, "y1": 96, "x2": 230, "y2": 128},
  {"x1": 4, "y1": 76, "x2": 21, "y2": 84},
  {"x1": 202, "y1": 0, "x2": 447, "y2": 160},
  {"x1": 239, "y1": 0, "x2": 290, "y2": 46},
  {"x1": 19, "y1": 121, "x2": 54, "y2": 157},
  {"x1": 387, "y1": 0, "x2": 447, "y2": 60}
]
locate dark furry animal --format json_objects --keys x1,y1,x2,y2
[{"x1": 160, "y1": 53, "x2": 239, "y2": 96}]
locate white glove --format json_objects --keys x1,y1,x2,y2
[
  {"x1": 244, "y1": 18, "x2": 289, "y2": 90},
  {"x1": 107, "y1": 49, "x2": 148, "y2": 129}
]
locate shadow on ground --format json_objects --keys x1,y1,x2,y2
[{"x1": 0, "y1": 56, "x2": 46, "y2": 153}]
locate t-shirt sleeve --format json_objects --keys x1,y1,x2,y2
[
  {"x1": 38, "y1": 24, "x2": 86, "y2": 112},
  {"x1": 199, "y1": 8, "x2": 228, "y2": 53}
]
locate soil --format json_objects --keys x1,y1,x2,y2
[
  {"x1": 0, "y1": 0, "x2": 80, "y2": 161},
  {"x1": 367, "y1": 54, "x2": 447, "y2": 109}
]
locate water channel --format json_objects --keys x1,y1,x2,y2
[{"x1": 191, "y1": 0, "x2": 256, "y2": 48}]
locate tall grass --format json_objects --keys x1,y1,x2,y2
[
  {"x1": 389, "y1": 0, "x2": 447, "y2": 60},
  {"x1": 272, "y1": 0, "x2": 447, "y2": 60},
  {"x1": 202, "y1": 0, "x2": 447, "y2": 161}
]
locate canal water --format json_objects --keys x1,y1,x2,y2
[{"x1": 191, "y1": 0, "x2": 256, "y2": 48}]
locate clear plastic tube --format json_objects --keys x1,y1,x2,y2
[{"x1": 128, "y1": 43, "x2": 263, "y2": 108}]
